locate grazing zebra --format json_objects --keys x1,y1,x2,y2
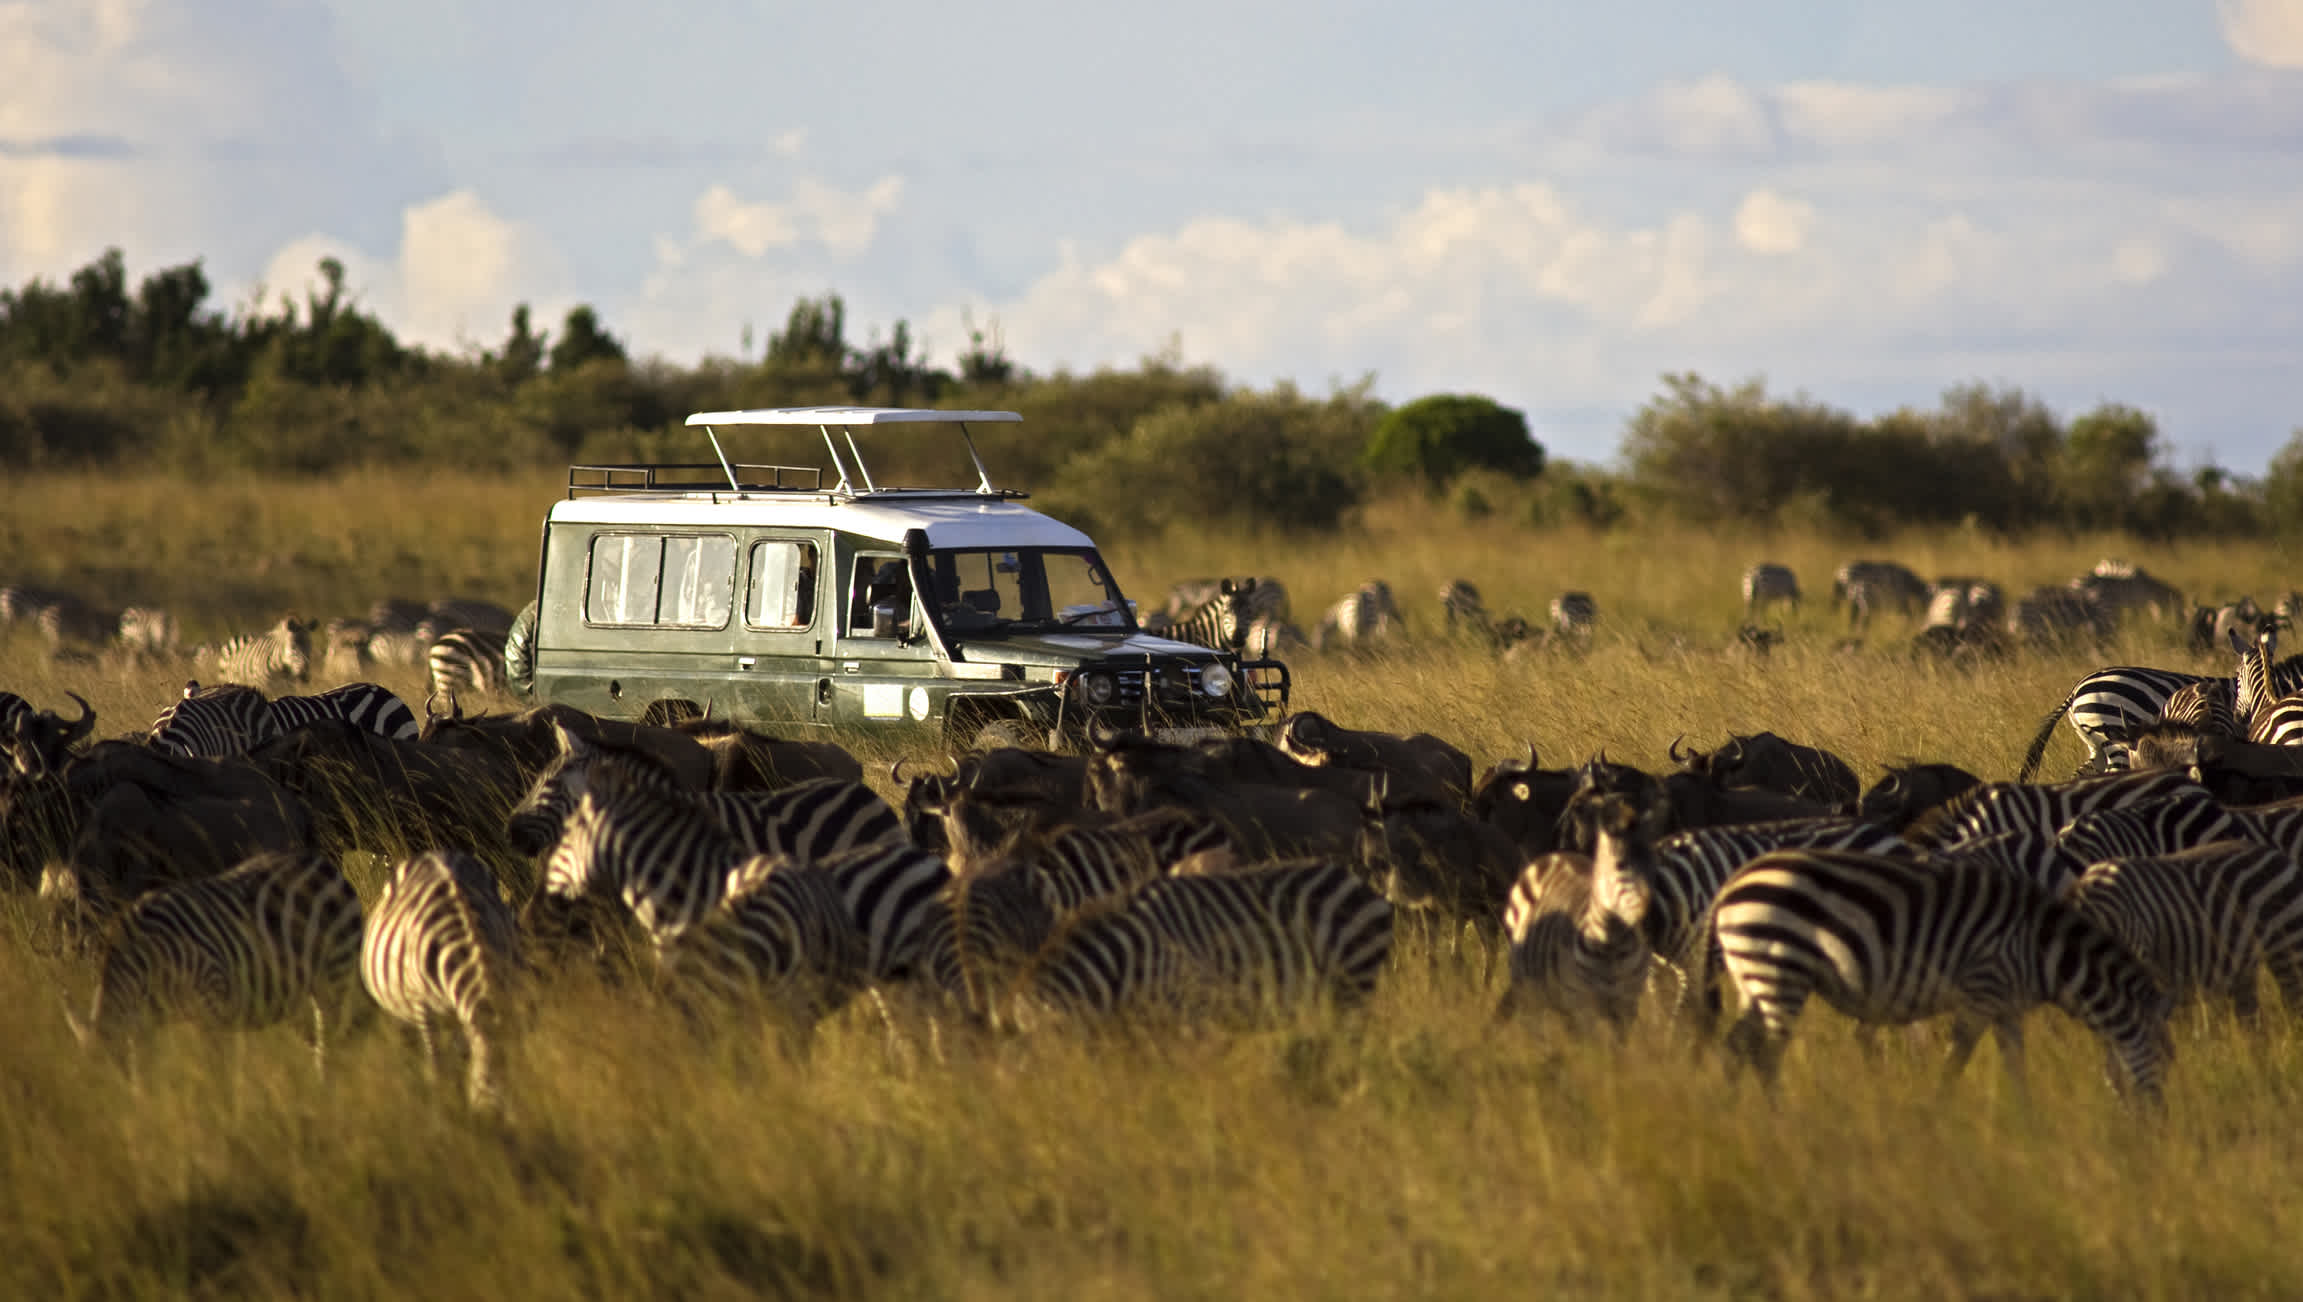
[
  {"x1": 2019, "y1": 666, "x2": 2214, "y2": 781},
  {"x1": 2189, "y1": 599, "x2": 2263, "y2": 655},
  {"x1": 1496, "y1": 797, "x2": 1659, "y2": 1038},
  {"x1": 2063, "y1": 841, "x2": 2303, "y2": 1026},
  {"x1": 810, "y1": 840, "x2": 955, "y2": 983},
  {"x1": 1022, "y1": 809, "x2": 1234, "y2": 915},
  {"x1": 539, "y1": 771, "x2": 748, "y2": 948},
  {"x1": 656, "y1": 855, "x2": 869, "y2": 1046},
  {"x1": 361, "y1": 849, "x2": 524, "y2": 1109},
  {"x1": 1312, "y1": 581, "x2": 1399, "y2": 652},
  {"x1": 117, "y1": 606, "x2": 180, "y2": 660},
  {"x1": 270, "y1": 681, "x2": 421, "y2": 742},
  {"x1": 907, "y1": 865, "x2": 1059, "y2": 1018},
  {"x1": 1830, "y1": 560, "x2": 1930, "y2": 631},
  {"x1": 1906, "y1": 770, "x2": 2209, "y2": 851},
  {"x1": 194, "y1": 616, "x2": 317, "y2": 687},
  {"x1": 2007, "y1": 586, "x2": 2115, "y2": 649},
  {"x1": 1741, "y1": 564, "x2": 1801, "y2": 619},
  {"x1": 36, "y1": 596, "x2": 121, "y2": 654},
  {"x1": 1712, "y1": 848, "x2": 2173, "y2": 1103},
  {"x1": 506, "y1": 722, "x2": 902, "y2": 863},
  {"x1": 1010, "y1": 861, "x2": 1394, "y2": 1028},
  {"x1": 147, "y1": 681, "x2": 273, "y2": 758},
  {"x1": 2072, "y1": 560, "x2": 2185, "y2": 623},
  {"x1": 2158, "y1": 677, "x2": 2237, "y2": 738},
  {"x1": 1548, "y1": 591, "x2": 1598, "y2": 642},
  {"x1": 429, "y1": 627, "x2": 511, "y2": 702},
  {"x1": 65, "y1": 851, "x2": 368, "y2": 1076},
  {"x1": 1439, "y1": 580, "x2": 1489, "y2": 633}
]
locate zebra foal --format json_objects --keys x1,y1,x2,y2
[
  {"x1": 1712, "y1": 848, "x2": 2172, "y2": 1104},
  {"x1": 361, "y1": 850, "x2": 524, "y2": 1109}
]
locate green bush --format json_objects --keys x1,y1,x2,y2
[{"x1": 1361, "y1": 393, "x2": 1544, "y2": 488}]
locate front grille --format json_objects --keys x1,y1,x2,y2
[{"x1": 1114, "y1": 663, "x2": 1205, "y2": 709}]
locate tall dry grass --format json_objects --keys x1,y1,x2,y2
[{"x1": 4, "y1": 470, "x2": 2302, "y2": 1297}]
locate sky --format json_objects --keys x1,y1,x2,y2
[{"x1": 3, "y1": 0, "x2": 2302, "y2": 471}]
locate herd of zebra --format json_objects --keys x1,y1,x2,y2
[
  {"x1": 1139, "y1": 557, "x2": 2291, "y2": 664},
  {"x1": 11, "y1": 639, "x2": 2303, "y2": 1114},
  {"x1": 0, "y1": 586, "x2": 530, "y2": 705}
]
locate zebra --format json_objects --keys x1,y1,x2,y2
[
  {"x1": 1905, "y1": 770, "x2": 2210, "y2": 851},
  {"x1": 506, "y1": 722, "x2": 902, "y2": 863},
  {"x1": 656, "y1": 854, "x2": 870, "y2": 1048},
  {"x1": 1160, "y1": 577, "x2": 1289, "y2": 625},
  {"x1": 1239, "y1": 616, "x2": 1309, "y2": 659},
  {"x1": 1495, "y1": 796, "x2": 1659, "y2": 1038},
  {"x1": 194, "y1": 616, "x2": 318, "y2": 687},
  {"x1": 360, "y1": 849, "x2": 524, "y2": 1109},
  {"x1": 538, "y1": 769, "x2": 750, "y2": 949},
  {"x1": 2063, "y1": 841, "x2": 2303, "y2": 1027},
  {"x1": 1312, "y1": 581, "x2": 1399, "y2": 653},
  {"x1": 1740, "y1": 564, "x2": 1800, "y2": 619},
  {"x1": 0, "y1": 583, "x2": 77, "y2": 625},
  {"x1": 270, "y1": 681, "x2": 421, "y2": 743},
  {"x1": 2248, "y1": 693, "x2": 2303, "y2": 748},
  {"x1": 1020, "y1": 809, "x2": 1235, "y2": 915},
  {"x1": 906, "y1": 865, "x2": 1060, "y2": 1019},
  {"x1": 503, "y1": 600, "x2": 538, "y2": 699},
  {"x1": 2019, "y1": 666, "x2": 2215, "y2": 781},
  {"x1": 65, "y1": 851, "x2": 368, "y2": 1077},
  {"x1": 1008, "y1": 861, "x2": 1393, "y2": 1029},
  {"x1": 36, "y1": 595, "x2": 121, "y2": 655},
  {"x1": 321, "y1": 617, "x2": 373, "y2": 680},
  {"x1": 2072, "y1": 560, "x2": 2185, "y2": 624},
  {"x1": 1830, "y1": 560, "x2": 1930, "y2": 631},
  {"x1": 2056, "y1": 794, "x2": 2240, "y2": 867},
  {"x1": 117, "y1": 606, "x2": 181, "y2": 661},
  {"x1": 429, "y1": 627, "x2": 511, "y2": 702},
  {"x1": 147, "y1": 681, "x2": 273, "y2": 758},
  {"x1": 1439, "y1": 580, "x2": 1489, "y2": 633},
  {"x1": 810, "y1": 839, "x2": 956, "y2": 983},
  {"x1": 2007, "y1": 586, "x2": 2116, "y2": 650},
  {"x1": 1154, "y1": 581, "x2": 1254, "y2": 653},
  {"x1": 1712, "y1": 848, "x2": 2173, "y2": 1104}
]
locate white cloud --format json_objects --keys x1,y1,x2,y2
[
  {"x1": 1733, "y1": 189, "x2": 1814, "y2": 255},
  {"x1": 2219, "y1": 0, "x2": 2303, "y2": 68},
  {"x1": 691, "y1": 176, "x2": 906, "y2": 259},
  {"x1": 257, "y1": 190, "x2": 564, "y2": 351}
]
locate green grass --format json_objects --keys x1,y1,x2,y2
[{"x1": 6, "y1": 471, "x2": 2303, "y2": 1298}]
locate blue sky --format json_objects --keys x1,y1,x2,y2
[{"x1": 4, "y1": 0, "x2": 2300, "y2": 470}]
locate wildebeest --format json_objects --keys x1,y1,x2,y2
[
  {"x1": 1830, "y1": 560, "x2": 1930, "y2": 631},
  {"x1": 1278, "y1": 711, "x2": 1472, "y2": 805},
  {"x1": 1668, "y1": 731, "x2": 1861, "y2": 809}
]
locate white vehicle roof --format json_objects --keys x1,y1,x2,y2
[
  {"x1": 548, "y1": 491, "x2": 1096, "y2": 550},
  {"x1": 682, "y1": 405, "x2": 1021, "y2": 496},
  {"x1": 684, "y1": 407, "x2": 1021, "y2": 427}
]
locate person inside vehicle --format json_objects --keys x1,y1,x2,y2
[{"x1": 863, "y1": 559, "x2": 911, "y2": 638}]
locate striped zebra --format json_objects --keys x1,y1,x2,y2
[
  {"x1": 1153, "y1": 581, "x2": 1254, "y2": 653},
  {"x1": 2056, "y1": 794, "x2": 2239, "y2": 867},
  {"x1": 361, "y1": 850, "x2": 524, "y2": 1109},
  {"x1": 539, "y1": 771, "x2": 751, "y2": 948},
  {"x1": 148, "y1": 681, "x2": 273, "y2": 758},
  {"x1": 907, "y1": 865, "x2": 1060, "y2": 1018},
  {"x1": 1830, "y1": 560, "x2": 1930, "y2": 631},
  {"x1": 1439, "y1": 580, "x2": 1489, "y2": 633},
  {"x1": 503, "y1": 600, "x2": 538, "y2": 699},
  {"x1": 1312, "y1": 581, "x2": 1399, "y2": 653},
  {"x1": 2063, "y1": 841, "x2": 2303, "y2": 1026},
  {"x1": 1160, "y1": 576, "x2": 1289, "y2": 625},
  {"x1": 507, "y1": 723, "x2": 901, "y2": 863},
  {"x1": 2247, "y1": 693, "x2": 2303, "y2": 747},
  {"x1": 1712, "y1": 848, "x2": 2173, "y2": 1104},
  {"x1": 429, "y1": 627, "x2": 511, "y2": 703},
  {"x1": 271, "y1": 681, "x2": 420, "y2": 742},
  {"x1": 1740, "y1": 564, "x2": 1801, "y2": 619},
  {"x1": 1496, "y1": 796, "x2": 1659, "y2": 1038},
  {"x1": 1921, "y1": 826, "x2": 2087, "y2": 893},
  {"x1": 657, "y1": 854, "x2": 870, "y2": 1048},
  {"x1": 194, "y1": 616, "x2": 318, "y2": 687},
  {"x1": 2073, "y1": 560, "x2": 2185, "y2": 624},
  {"x1": 117, "y1": 606, "x2": 180, "y2": 660},
  {"x1": 2019, "y1": 667, "x2": 2216, "y2": 781},
  {"x1": 1009, "y1": 861, "x2": 1393, "y2": 1029},
  {"x1": 1019, "y1": 809, "x2": 1234, "y2": 915},
  {"x1": 1906, "y1": 770, "x2": 2210, "y2": 852},
  {"x1": 65, "y1": 851, "x2": 368, "y2": 1077}
]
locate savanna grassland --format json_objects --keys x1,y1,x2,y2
[{"x1": 6, "y1": 469, "x2": 2303, "y2": 1300}]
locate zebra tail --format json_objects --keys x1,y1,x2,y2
[{"x1": 2016, "y1": 685, "x2": 2082, "y2": 784}]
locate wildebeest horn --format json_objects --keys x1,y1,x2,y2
[
  {"x1": 1668, "y1": 735, "x2": 1690, "y2": 764},
  {"x1": 60, "y1": 692, "x2": 94, "y2": 744},
  {"x1": 1525, "y1": 741, "x2": 1540, "y2": 772},
  {"x1": 425, "y1": 690, "x2": 447, "y2": 721}
]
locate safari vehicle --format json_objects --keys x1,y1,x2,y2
[{"x1": 527, "y1": 406, "x2": 1289, "y2": 749}]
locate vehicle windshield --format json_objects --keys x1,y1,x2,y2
[{"x1": 926, "y1": 547, "x2": 1135, "y2": 634}]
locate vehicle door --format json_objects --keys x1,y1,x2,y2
[
  {"x1": 539, "y1": 529, "x2": 740, "y2": 719},
  {"x1": 826, "y1": 540, "x2": 940, "y2": 729},
  {"x1": 730, "y1": 532, "x2": 836, "y2": 728}
]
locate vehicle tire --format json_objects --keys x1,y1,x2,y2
[{"x1": 971, "y1": 716, "x2": 1043, "y2": 751}]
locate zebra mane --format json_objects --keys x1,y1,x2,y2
[{"x1": 1898, "y1": 782, "x2": 2001, "y2": 848}]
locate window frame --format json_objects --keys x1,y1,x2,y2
[
  {"x1": 581, "y1": 530, "x2": 738, "y2": 630},
  {"x1": 743, "y1": 536, "x2": 822, "y2": 632}
]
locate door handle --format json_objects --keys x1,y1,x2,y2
[{"x1": 737, "y1": 657, "x2": 756, "y2": 671}]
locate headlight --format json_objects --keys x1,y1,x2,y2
[
  {"x1": 1200, "y1": 661, "x2": 1233, "y2": 697},
  {"x1": 1080, "y1": 671, "x2": 1117, "y2": 706}
]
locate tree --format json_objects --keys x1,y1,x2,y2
[
  {"x1": 549, "y1": 305, "x2": 626, "y2": 373},
  {"x1": 497, "y1": 304, "x2": 548, "y2": 385},
  {"x1": 2265, "y1": 429, "x2": 2303, "y2": 532},
  {"x1": 2060, "y1": 402, "x2": 2162, "y2": 526},
  {"x1": 764, "y1": 294, "x2": 848, "y2": 369},
  {"x1": 1361, "y1": 393, "x2": 1544, "y2": 488}
]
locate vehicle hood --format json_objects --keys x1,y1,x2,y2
[{"x1": 953, "y1": 630, "x2": 1222, "y2": 668}]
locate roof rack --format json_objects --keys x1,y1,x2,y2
[
  {"x1": 682, "y1": 406, "x2": 1022, "y2": 498},
  {"x1": 567, "y1": 462, "x2": 822, "y2": 499}
]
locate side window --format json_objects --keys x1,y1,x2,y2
[
  {"x1": 588, "y1": 534, "x2": 663, "y2": 626},
  {"x1": 848, "y1": 554, "x2": 912, "y2": 637},
  {"x1": 586, "y1": 532, "x2": 734, "y2": 628},
  {"x1": 747, "y1": 540, "x2": 819, "y2": 629}
]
